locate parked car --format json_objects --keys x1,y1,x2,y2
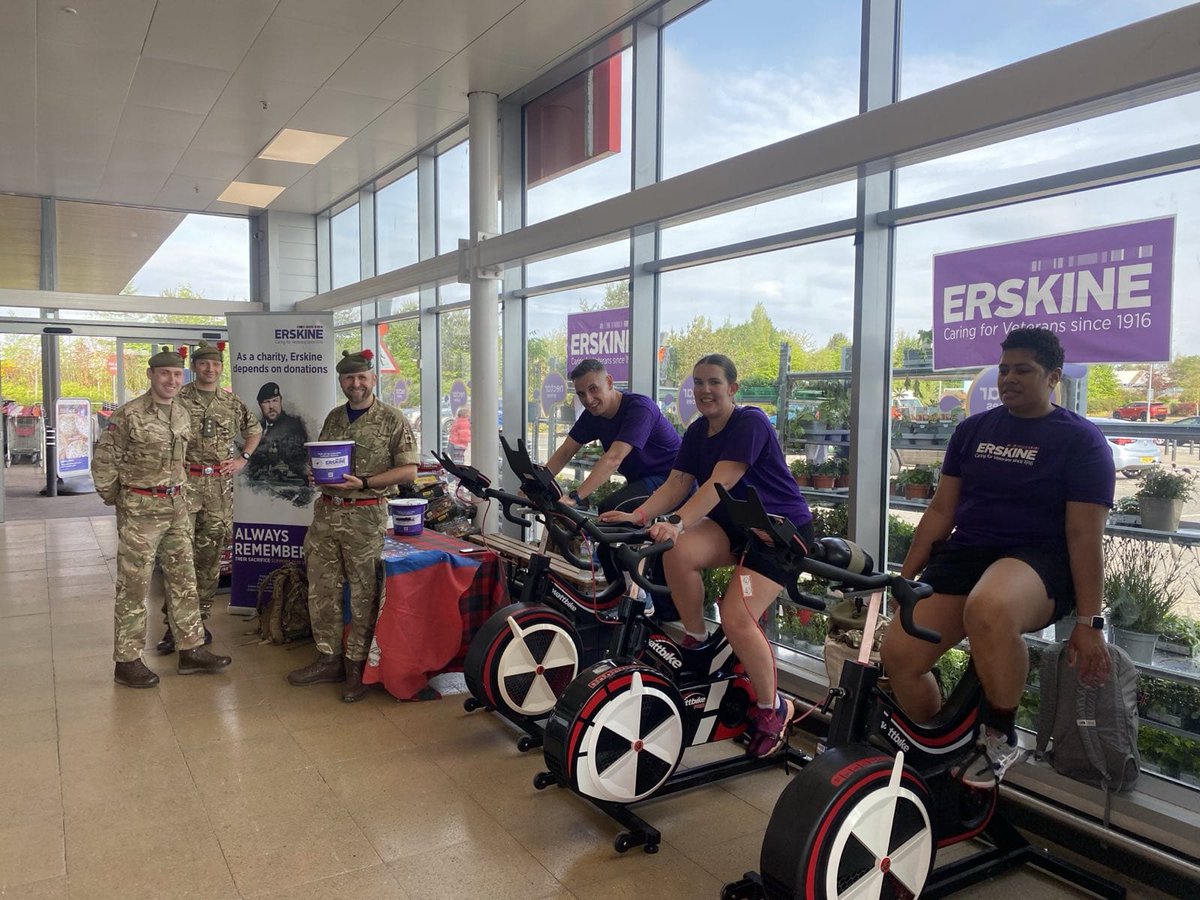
[
  {"x1": 1111, "y1": 401, "x2": 1168, "y2": 421},
  {"x1": 1089, "y1": 417, "x2": 1162, "y2": 478}
]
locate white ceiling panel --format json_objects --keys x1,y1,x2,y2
[
  {"x1": 115, "y1": 105, "x2": 206, "y2": 150},
  {"x1": 209, "y1": 72, "x2": 318, "y2": 132},
  {"x1": 1, "y1": 0, "x2": 646, "y2": 218},
  {"x1": 104, "y1": 140, "x2": 187, "y2": 178},
  {"x1": 236, "y1": 15, "x2": 369, "y2": 88},
  {"x1": 471, "y1": 0, "x2": 637, "y2": 73},
  {"x1": 37, "y1": 39, "x2": 139, "y2": 103},
  {"x1": 374, "y1": 0, "x2": 523, "y2": 54},
  {"x1": 157, "y1": 174, "x2": 230, "y2": 210},
  {"x1": 288, "y1": 88, "x2": 394, "y2": 137},
  {"x1": 142, "y1": 0, "x2": 276, "y2": 71},
  {"x1": 35, "y1": 0, "x2": 157, "y2": 53},
  {"x1": 274, "y1": 0, "x2": 401, "y2": 36},
  {"x1": 125, "y1": 58, "x2": 233, "y2": 115},
  {"x1": 326, "y1": 36, "x2": 452, "y2": 101},
  {"x1": 176, "y1": 147, "x2": 254, "y2": 183}
]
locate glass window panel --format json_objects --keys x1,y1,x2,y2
[
  {"x1": 439, "y1": 309, "x2": 471, "y2": 455},
  {"x1": 330, "y1": 204, "x2": 360, "y2": 290},
  {"x1": 900, "y1": 1, "x2": 1195, "y2": 100},
  {"x1": 525, "y1": 49, "x2": 633, "y2": 226},
  {"x1": 378, "y1": 319, "x2": 422, "y2": 452},
  {"x1": 0, "y1": 334, "x2": 42, "y2": 405},
  {"x1": 898, "y1": 92, "x2": 1200, "y2": 207},
  {"x1": 525, "y1": 240, "x2": 630, "y2": 288},
  {"x1": 658, "y1": 239, "x2": 857, "y2": 644},
  {"x1": 0, "y1": 195, "x2": 41, "y2": 290},
  {"x1": 525, "y1": 282, "x2": 626, "y2": 476},
  {"x1": 437, "y1": 141, "x2": 470, "y2": 255},
  {"x1": 376, "y1": 170, "x2": 419, "y2": 274},
  {"x1": 660, "y1": 183, "x2": 857, "y2": 259},
  {"x1": 55, "y1": 201, "x2": 250, "y2": 298},
  {"x1": 661, "y1": 0, "x2": 860, "y2": 179}
]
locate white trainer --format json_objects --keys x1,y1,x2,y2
[{"x1": 959, "y1": 728, "x2": 1025, "y2": 789}]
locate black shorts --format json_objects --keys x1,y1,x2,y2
[
  {"x1": 921, "y1": 541, "x2": 1075, "y2": 625},
  {"x1": 715, "y1": 518, "x2": 816, "y2": 589}
]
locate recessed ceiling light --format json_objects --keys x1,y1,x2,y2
[
  {"x1": 217, "y1": 181, "x2": 286, "y2": 208},
  {"x1": 258, "y1": 128, "x2": 347, "y2": 165}
]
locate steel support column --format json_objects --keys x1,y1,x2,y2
[
  {"x1": 468, "y1": 91, "x2": 501, "y2": 487},
  {"x1": 848, "y1": 0, "x2": 900, "y2": 562},
  {"x1": 628, "y1": 18, "x2": 660, "y2": 397}
]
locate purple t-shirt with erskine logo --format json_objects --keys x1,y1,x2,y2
[
  {"x1": 568, "y1": 391, "x2": 681, "y2": 483},
  {"x1": 941, "y1": 404, "x2": 1115, "y2": 548},
  {"x1": 673, "y1": 405, "x2": 811, "y2": 529}
]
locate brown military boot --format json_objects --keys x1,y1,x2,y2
[
  {"x1": 114, "y1": 659, "x2": 160, "y2": 688},
  {"x1": 287, "y1": 653, "x2": 345, "y2": 686},
  {"x1": 342, "y1": 660, "x2": 369, "y2": 703},
  {"x1": 178, "y1": 647, "x2": 232, "y2": 675}
]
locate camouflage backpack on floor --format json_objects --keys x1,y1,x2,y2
[{"x1": 256, "y1": 562, "x2": 312, "y2": 644}]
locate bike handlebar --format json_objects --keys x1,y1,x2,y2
[
  {"x1": 715, "y1": 484, "x2": 939, "y2": 644},
  {"x1": 431, "y1": 451, "x2": 535, "y2": 528}
]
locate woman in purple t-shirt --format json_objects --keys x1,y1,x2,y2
[
  {"x1": 880, "y1": 327, "x2": 1115, "y2": 789},
  {"x1": 600, "y1": 354, "x2": 813, "y2": 757}
]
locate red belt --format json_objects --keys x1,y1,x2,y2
[
  {"x1": 127, "y1": 485, "x2": 184, "y2": 498},
  {"x1": 321, "y1": 495, "x2": 383, "y2": 507},
  {"x1": 188, "y1": 464, "x2": 226, "y2": 477}
]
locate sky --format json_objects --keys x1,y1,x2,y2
[{"x1": 127, "y1": 0, "x2": 1200, "y2": 361}]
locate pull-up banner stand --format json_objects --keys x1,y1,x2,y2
[
  {"x1": 53, "y1": 397, "x2": 95, "y2": 495},
  {"x1": 226, "y1": 312, "x2": 336, "y2": 610}
]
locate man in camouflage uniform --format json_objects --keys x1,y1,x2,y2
[
  {"x1": 92, "y1": 346, "x2": 233, "y2": 688},
  {"x1": 156, "y1": 341, "x2": 261, "y2": 653},
  {"x1": 287, "y1": 348, "x2": 418, "y2": 702}
]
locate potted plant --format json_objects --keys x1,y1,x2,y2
[
  {"x1": 896, "y1": 465, "x2": 935, "y2": 500},
  {"x1": 789, "y1": 457, "x2": 812, "y2": 487},
  {"x1": 1108, "y1": 495, "x2": 1141, "y2": 528},
  {"x1": 832, "y1": 455, "x2": 850, "y2": 489},
  {"x1": 1103, "y1": 537, "x2": 1198, "y2": 663},
  {"x1": 1136, "y1": 467, "x2": 1196, "y2": 532},
  {"x1": 811, "y1": 458, "x2": 839, "y2": 489}
]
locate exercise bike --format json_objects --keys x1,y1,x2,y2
[
  {"x1": 715, "y1": 487, "x2": 1125, "y2": 900},
  {"x1": 536, "y1": 498, "x2": 825, "y2": 854},
  {"x1": 436, "y1": 438, "x2": 669, "y2": 752}
]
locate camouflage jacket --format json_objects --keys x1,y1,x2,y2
[
  {"x1": 316, "y1": 399, "x2": 418, "y2": 501},
  {"x1": 92, "y1": 392, "x2": 190, "y2": 503},
  {"x1": 176, "y1": 383, "x2": 261, "y2": 466}
]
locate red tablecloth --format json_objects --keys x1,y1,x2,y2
[{"x1": 363, "y1": 530, "x2": 506, "y2": 701}]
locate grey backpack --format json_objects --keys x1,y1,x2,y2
[{"x1": 1036, "y1": 642, "x2": 1139, "y2": 821}]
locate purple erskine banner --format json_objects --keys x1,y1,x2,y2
[
  {"x1": 932, "y1": 217, "x2": 1175, "y2": 369},
  {"x1": 567, "y1": 307, "x2": 630, "y2": 383}
]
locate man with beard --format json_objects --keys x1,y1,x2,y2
[
  {"x1": 247, "y1": 381, "x2": 309, "y2": 484},
  {"x1": 286, "y1": 349, "x2": 418, "y2": 702}
]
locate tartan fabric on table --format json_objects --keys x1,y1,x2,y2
[{"x1": 363, "y1": 530, "x2": 507, "y2": 700}]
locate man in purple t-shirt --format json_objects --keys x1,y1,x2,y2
[
  {"x1": 545, "y1": 359, "x2": 681, "y2": 515},
  {"x1": 880, "y1": 327, "x2": 1115, "y2": 789}
]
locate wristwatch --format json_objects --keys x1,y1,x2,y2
[
  {"x1": 666, "y1": 514, "x2": 684, "y2": 532},
  {"x1": 241, "y1": 451, "x2": 251, "y2": 461},
  {"x1": 1076, "y1": 615, "x2": 1105, "y2": 629},
  {"x1": 569, "y1": 490, "x2": 588, "y2": 509}
]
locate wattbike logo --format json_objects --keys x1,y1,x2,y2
[
  {"x1": 683, "y1": 692, "x2": 706, "y2": 710},
  {"x1": 647, "y1": 639, "x2": 683, "y2": 671},
  {"x1": 273, "y1": 325, "x2": 326, "y2": 343}
]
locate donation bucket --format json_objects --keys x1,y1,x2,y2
[
  {"x1": 305, "y1": 440, "x2": 355, "y2": 484},
  {"x1": 389, "y1": 498, "x2": 428, "y2": 536}
]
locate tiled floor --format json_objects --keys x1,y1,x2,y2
[{"x1": 0, "y1": 515, "x2": 1175, "y2": 898}]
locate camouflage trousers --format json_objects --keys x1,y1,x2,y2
[
  {"x1": 181, "y1": 473, "x2": 233, "y2": 615},
  {"x1": 303, "y1": 501, "x2": 386, "y2": 662},
  {"x1": 114, "y1": 491, "x2": 205, "y2": 662}
]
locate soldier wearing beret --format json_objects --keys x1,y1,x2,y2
[
  {"x1": 287, "y1": 349, "x2": 418, "y2": 702},
  {"x1": 247, "y1": 381, "x2": 310, "y2": 484},
  {"x1": 156, "y1": 341, "x2": 262, "y2": 653},
  {"x1": 92, "y1": 346, "x2": 233, "y2": 687}
]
